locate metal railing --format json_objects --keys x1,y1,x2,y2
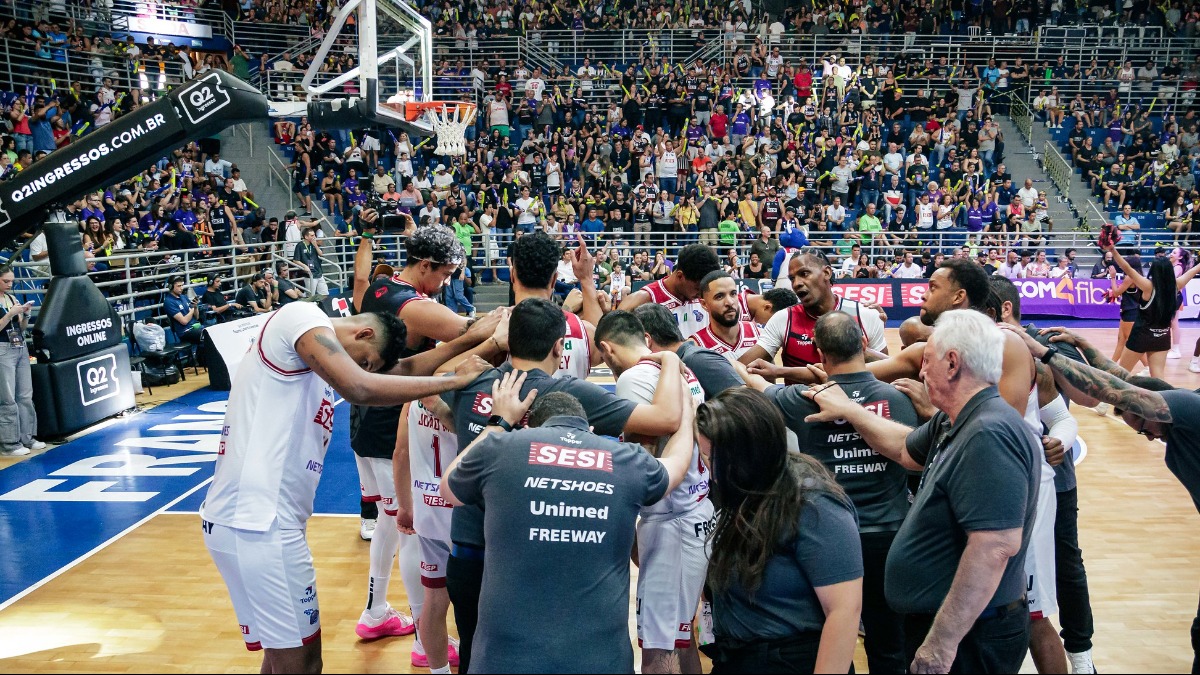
[
  {"x1": 110, "y1": 0, "x2": 234, "y2": 40},
  {"x1": 1042, "y1": 140, "x2": 1073, "y2": 205},
  {"x1": 5, "y1": 228, "x2": 1115, "y2": 324},
  {"x1": 0, "y1": 35, "x2": 188, "y2": 97},
  {"x1": 1010, "y1": 94, "x2": 1033, "y2": 146}
]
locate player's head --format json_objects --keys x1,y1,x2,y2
[
  {"x1": 509, "y1": 297, "x2": 567, "y2": 362},
  {"x1": 814, "y1": 311, "x2": 866, "y2": 367},
  {"x1": 921, "y1": 258, "x2": 990, "y2": 326},
  {"x1": 404, "y1": 226, "x2": 465, "y2": 295},
  {"x1": 699, "y1": 271, "x2": 740, "y2": 328},
  {"x1": 788, "y1": 251, "x2": 834, "y2": 310},
  {"x1": 633, "y1": 303, "x2": 685, "y2": 350},
  {"x1": 755, "y1": 287, "x2": 799, "y2": 324},
  {"x1": 528, "y1": 391, "x2": 588, "y2": 428},
  {"x1": 511, "y1": 230, "x2": 562, "y2": 292},
  {"x1": 986, "y1": 276, "x2": 1022, "y2": 325},
  {"x1": 671, "y1": 244, "x2": 722, "y2": 301},
  {"x1": 342, "y1": 311, "x2": 408, "y2": 373},
  {"x1": 594, "y1": 310, "x2": 649, "y2": 371}
]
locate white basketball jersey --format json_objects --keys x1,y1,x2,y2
[
  {"x1": 200, "y1": 303, "x2": 335, "y2": 532},
  {"x1": 657, "y1": 150, "x2": 678, "y2": 178},
  {"x1": 616, "y1": 359, "x2": 709, "y2": 519},
  {"x1": 642, "y1": 278, "x2": 709, "y2": 339},
  {"x1": 689, "y1": 320, "x2": 761, "y2": 358},
  {"x1": 558, "y1": 310, "x2": 592, "y2": 380},
  {"x1": 409, "y1": 399, "x2": 457, "y2": 543},
  {"x1": 1024, "y1": 388, "x2": 1055, "y2": 486}
]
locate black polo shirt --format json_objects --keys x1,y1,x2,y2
[
  {"x1": 444, "y1": 364, "x2": 637, "y2": 548},
  {"x1": 1160, "y1": 389, "x2": 1200, "y2": 514},
  {"x1": 447, "y1": 415, "x2": 667, "y2": 673},
  {"x1": 675, "y1": 341, "x2": 743, "y2": 399},
  {"x1": 885, "y1": 386, "x2": 1039, "y2": 615},
  {"x1": 766, "y1": 371, "x2": 920, "y2": 531}
]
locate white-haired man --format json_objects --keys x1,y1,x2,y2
[{"x1": 804, "y1": 309, "x2": 1041, "y2": 673}]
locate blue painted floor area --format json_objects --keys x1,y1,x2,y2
[
  {"x1": 0, "y1": 389, "x2": 227, "y2": 606},
  {"x1": 0, "y1": 375, "x2": 618, "y2": 606}
]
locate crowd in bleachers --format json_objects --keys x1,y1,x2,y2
[{"x1": 1034, "y1": 56, "x2": 1200, "y2": 246}]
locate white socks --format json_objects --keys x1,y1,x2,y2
[
  {"x1": 398, "y1": 531, "x2": 425, "y2": 621},
  {"x1": 365, "y1": 512, "x2": 402, "y2": 618},
  {"x1": 430, "y1": 666, "x2": 451, "y2": 674}
]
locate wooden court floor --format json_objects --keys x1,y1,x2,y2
[{"x1": 0, "y1": 328, "x2": 1198, "y2": 673}]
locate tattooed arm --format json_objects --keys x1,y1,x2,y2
[
  {"x1": 1031, "y1": 326, "x2": 1175, "y2": 403},
  {"x1": 1000, "y1": 325, "x2": 1172, "y2": 423},
  {"x1": 295, "y1": 327, "x2": 489, "y2": 406}
]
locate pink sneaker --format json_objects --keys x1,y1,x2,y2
[
  {"x1": 411, "y1": 635, "x2": 460, "y2": 667},
  {"x1": 355, "y1": 606, "x2": 416, "y2": 640}
]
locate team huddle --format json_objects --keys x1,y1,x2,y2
[{"x1": 198, "y1": 224, "x2": 1200, "y2": 675}]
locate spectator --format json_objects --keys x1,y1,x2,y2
[{"x1": 0, "y1": 267, "x2": 39, "y2": 457}]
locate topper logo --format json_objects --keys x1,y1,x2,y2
[
  {"x1": 177, "y1": 73, "x2": 232, "y2": 124},
  {"x1": 528, "y1": 443, "x2": 613, "y2": 472}
]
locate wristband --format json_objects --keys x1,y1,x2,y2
[
  {"x1": 1040, "y1": 346, "x2": 1058, "y2": 364},
  {"x1": 360, "y1": 231, "x2": 374, "y2": 241}
]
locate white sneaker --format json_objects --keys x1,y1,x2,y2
[
  {"x1": 0, "y1": 446, "x2": 31, "y2": 457},
  {"x1": 1190, "y1": 357, "x2": 1200, "y2": 373},
  {"x1": 1093, "y1": 402, "x2": 1111, "y2": 416},
  {"x1": 360, "y1": 517, "x2": 376, "y2": 541},
  {"x1": 29, "y1": 440, "x2": 46, "y2": 451},
  {"x1": 1067, "y1": 649, "x2": 1096, "y2": 674},
  {"x1": 1167, "y1": 349, "x2": 1182, "y2": 359}
]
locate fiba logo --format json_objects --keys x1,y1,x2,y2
[
  {"x1": 76, "y1": 352, "x2": 120, "y2": 407},
  {"x1": 177, "y1": 73, "x2": 232, "y2": 124}
]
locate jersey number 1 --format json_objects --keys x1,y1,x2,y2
[{"x1": 431, "y1": 436, "x2": 443, "y2": 478}]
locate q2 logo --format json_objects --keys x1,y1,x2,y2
[
  {"x1": 76, "y1": 352, "x2": 120, "y2": 407},
  {"x1": 177, "y1": 73, "x2": 232, "y2": 124}
]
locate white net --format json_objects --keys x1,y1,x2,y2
[{"x1": 424, "y1": 103, "x2": 477, "y2": 156}]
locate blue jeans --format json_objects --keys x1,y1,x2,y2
[
  {"x1": 858, "y1": 189, "x2": 880, "y2": 210},
  {"x1": 445, "y1": 278, "x2": 475, "y2": 315},
  {"x1": 659, "y1": 176, "x2": 678, "y2": 195}
]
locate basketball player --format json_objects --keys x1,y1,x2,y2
[
  {"x1": 200, "y1": 301, "x2": 491, "y2": 674},
  {"x1": 594, "y1": 310, "x2": 710, "y2": 674},
  {"x1": 443, "y1": 298, "x2": 690, "y2": 672},
  {"x1": 691, "y1": 271, "x2": 763, "y2": 358},
  {"x1": 740, "y1": 286, "x2": 800, "y2": 327},
  {"x1": 508, "y1": 231, "x2": 604, "y2": 378},
  {"x1": 350, "y1": 223, "x2": 502, "y2": 668},
  {"x1": 407, "y1": 393, "x2": 463, "y2": 672},
  {"x1": 739, "y1": 251, "x2": 887, "y2": 382},
  {"x1": 617, "y1": 243, "x2": 722, "y2": 339}
]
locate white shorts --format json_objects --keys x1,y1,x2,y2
[
  {"x1": 636, "y1": 501, "x2": 715, "y2": 650},
  {"x1": 361, "y1": 136, "x2": 381, "y2": 152},
  {"x1": 418, "y1": 536, "x2": 450, "y2": 589},
  {"x1": 203, "y1": 519, "x2": 320, "y2": 651},
  {"x1": 1025, "y1": 476, "x2": 1059, "y2": 620},
  {"x1": 356, "y1": 455, "x2": 396, "y2": 516}
]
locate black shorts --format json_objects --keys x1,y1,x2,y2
[
  {"x1": 1126, "y1": 323, "x2": 1171, "y2": 354},
  {"x1": 1120, "y1": 308, "x2": 1139, "y2": 322}
]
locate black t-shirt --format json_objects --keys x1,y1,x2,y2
[
  {"x1": 766, "y1": 372, "x2": 919, "y2": 529},
  {"x1": 233, "y1": 284, "x2": 264, "y2": 308},
  {"x1": 445, "y1": 364, "x2": 638, "y2": 548},
  {"x1": 277, "y1": 277, "x2": 301, "y2": 306},
  {"x1": 887, "y1": 386, "x2": 1039, "y2": 614},
  {"x1": 674, "y1": 341, "x2": 743, "y2": 399},
  {"x1": 1161, "y1": 388, "x2": 1200, "y2": 513}
]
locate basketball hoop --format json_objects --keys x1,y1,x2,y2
[{"x1": 401, "y1": 101, "x2": 476, "y2": 156}]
